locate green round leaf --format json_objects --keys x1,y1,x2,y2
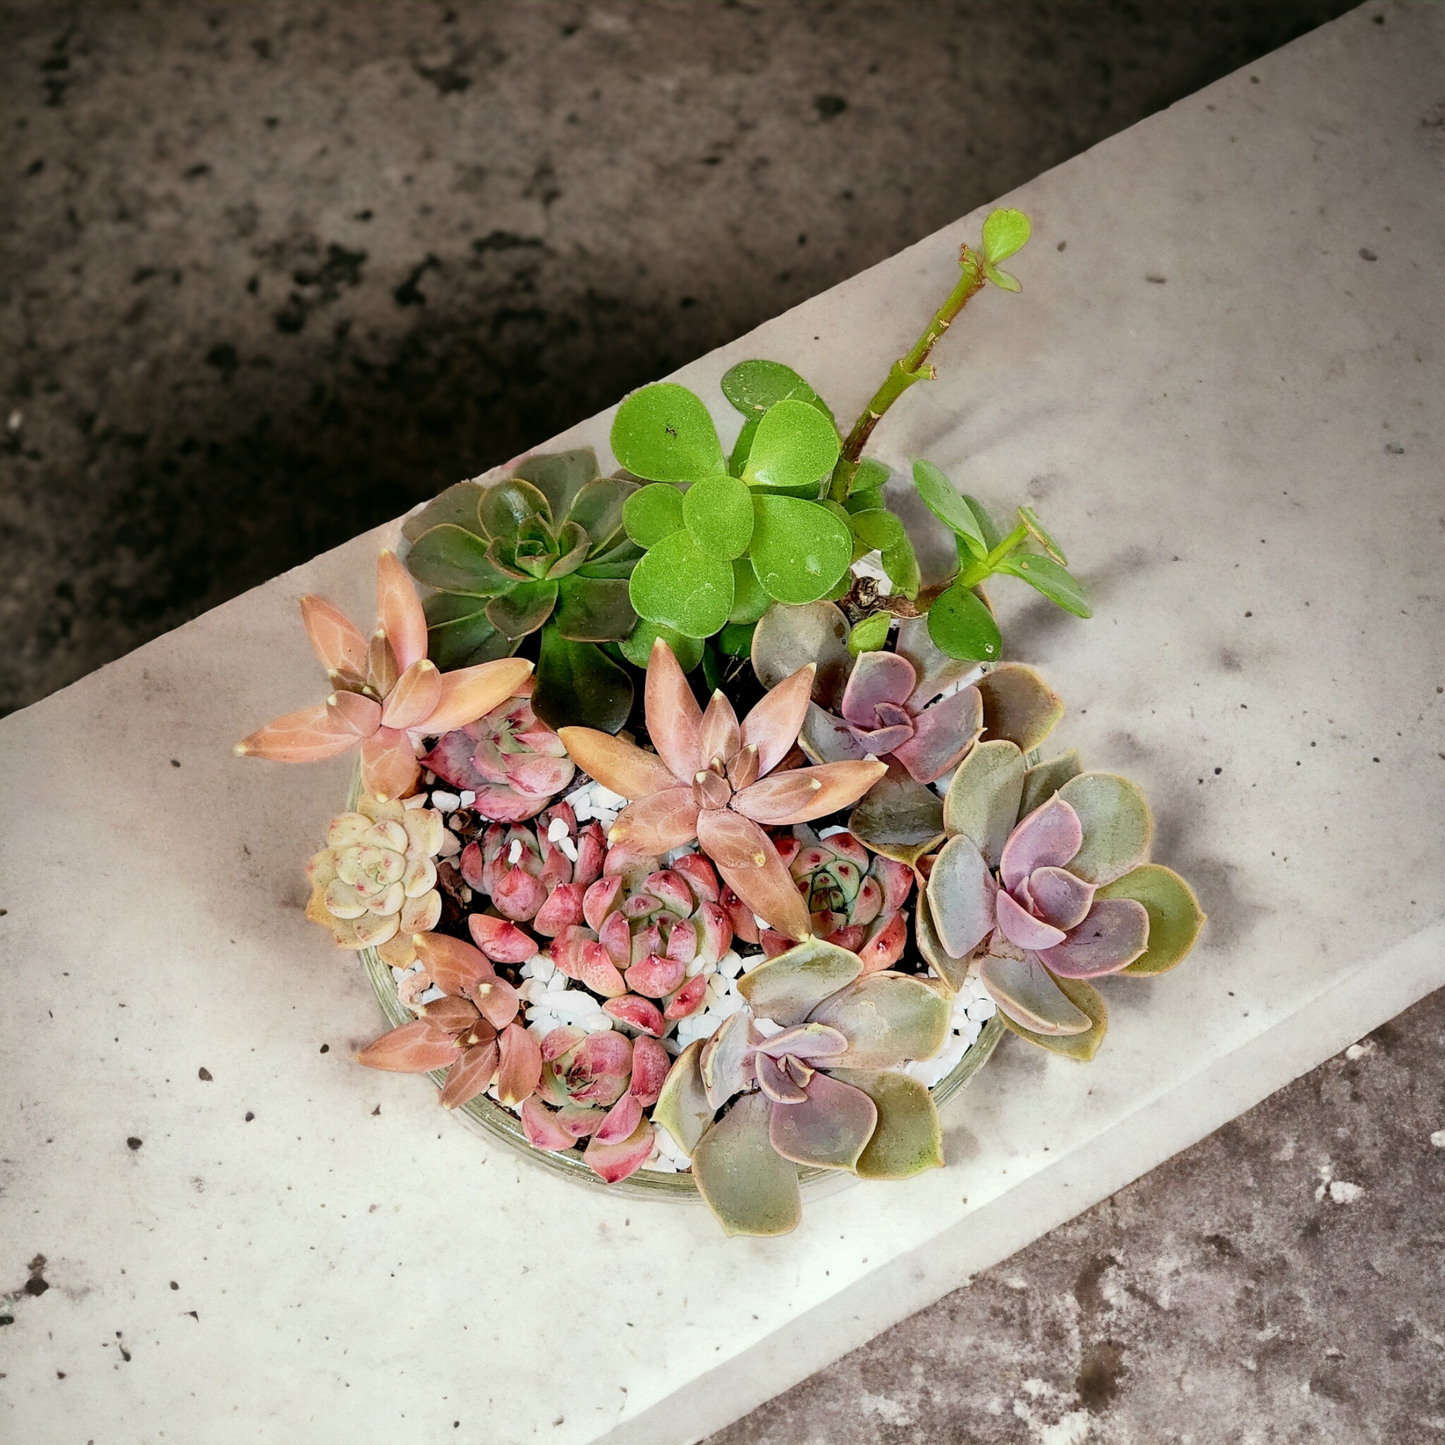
[
  {"x1": 848, "y1": 458, "x2": 891, "y2": 496},
  {"x1": 849, "y1": 508, "x2": 908, "y2": 553},
  {"x1": 683, "y1": 473, "x2": 754, "y2": 559},
  {"x1": 716, "y1": 620, "x2": 756, "y2": 657},
  {"x1": 728, "y1": 415, "x2": 759, "y2": 478},
  {"x1": 531, "y1": 623, "x2": 634, "y2": 734},
  {"x1": 982, "y1": 207, "x2": 1031, "y2": 265},
  {"x1": 749, "y1": 495, "x2": 853, "y2": 605},
  {"x1": 720, "y1": 359, "x2": 835, "y2": 425},
  {"x1": 982, "y1": 260, "x2": 1022, "y2": 293},
  {"x1": 620, "y1": 617, "x2": 704, "y2": 673},
  {"x1": 622, "y1": 482, "x2": 685, "y2": 548},
  {"x1": 741, "y1": 399, "x2": 841, "y2": 492},
  {"x1": 1103, "y1": 865, "x2": 1206, "y2": 976},
  {"x1": 628, "y1": 527, "x2": 735, "y2": 639},
  {"x1": 727, "y1": 557, "x2": 771, "y2": 624},
  {"x1": 1018, "y1": 505, "x2": 1067, "y2": 564},
  {"x1": 927, "y1": 581, "x2": 1002, "y2": 661},
  {"x1": 611, "y1": 383, "x2": 726, "y2": 483},
  {"x1": 912, "y1": 460, "x2": 987, "y2": 558},
  {"x1": 963, "y1": 494, "x2": 1004, "y2": 551},
  {"x1": 997, "y1": 552, "x2": 1091, "y2": 618},
  {"x1": 847, "y1": 611, "x2": 891, "y2": 655},
  {"x1": 882, "y1": 536, "x2": 922, "y2": 600},
  {"x1": 1057, "y1": 772, "x2": 1152, "y2": 886},
  {"x1": 406, "y1": 524, "x2": 514, "y2": 596}
]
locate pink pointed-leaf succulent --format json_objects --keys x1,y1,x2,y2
[
  {"x1": 558, "y1": 639, "x2": 886, "y2": 940},
  {"x1": 238, "y1": 549, "x2": 534, "y2": 800}
]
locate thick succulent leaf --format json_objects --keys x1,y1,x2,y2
[
  {"x1": 423, "y1": 656, "x2": 534, "y2": 735},
  {"x1": 846, "y1": 760, "x2": 944, "y2": 867},
  {"x1": 756, "y1": 1022, "x2": 849, "y2": 1062},
  {"x1": 976, "y1": 664, "x2": 1065, "y2": 753},
  {"x1": 741, "y1": 398, "x2": 841, "y2": 492},
  {"x1": 683, "y1": 473, "x2": 754, "y2": 559},
  {"x1": 696, "y1": 810, "x2": 810, "y2": 941},
  {"x1": 553, "y1": 575, "x2": 636, "y2": 642},
  {"x1": 381, "y1": 659, "x2": 443, "y2": 731},
  {"x1": 578, "y1": 537, "x2": 645, "y2": 579},
  {"x1": 401, "y1": 480, "x2": 486, "y2": 545},
  {"x1": 751, "y1": 600, "x2": 851, "y2": 705},
  {"x1": 1028, "y1": 866, "x2": 1097, "y2": 932},
  {"x1": 847, "y1": 457, "x2": 890, "y2": 497},
  {"x1": 326, "y1": 689, "x2": 381, "y2": 741},
  {"x1": 749, "y1": 495, "x2": 854, "y2": 605},
  {"x1": 737, "y1": 938, "x2": 863, "y2": 1027},
  {"x1": 732, "y1": 760, "x2": 887, "y2": 826},
  {"x1": 644, "y1": 633, "x2": 703, "y2": 778},
  {"x1": 720, "y1": 358, "x2": 835, "y2": 425},
  {"x1": 809, "y1": 972, "x2": 952, "y2": 1069},
  {"x1": 512, "y1": 447, "x2": 600, "y2": 519},
  {"x1": 301, "y1": 595, "x2": 369, "y2": 678},
  {"x1": 356, "y1": 1019, "x2": 458, "y2": 1073},
  {"x1": 480, "y1": 477, "x2": 552, "y2": 539},
  {"x1": 982, "y1": 206, "x2": 1031, "y2": 264},
  {"x1": 1103, "y1": 864, "x2": 1207, "y2": 976},
  {"x1": 622, "y1": 483, "x2": 685, "y2": 548},
  {"x1": 407, "y1": 524, "x2": 515, "y2": 596},
  {"x1": 360, "y1": 727, "x2": 421, "y2": 802},
  {"x1": 237, "y1": 704, "x2": 358, "y2": 763},
  {"x1": 699, "y1": 1009, "x2": 754, "y2": 1112},
  {"x1": 962, "y1": 494, "x2": 1004, "y2": 552},
  {"x1": 799, "y1": 702, "x2": 869, "y2": 766},
  {"x1": 553, "y1": 731, "x2": 672, "y2": 802},
  {"x1": 998, "y1": 972, "x2": 1107, "y2": 1061},
  {"x1": 565, "y1": 476, "x2": 637, "y2": 554},
  {"x1": 1057, "y1": 772, "x2": 1153, "y2": 885},
  {"x1": 629, "y1": 527, "x2": 735, "y2": 638},
  {"x1": 612, "y1": 787, "x2": 703, "y2": 855},
  {"x1": 583, "y1": 1120, "x2": 655, "y2": 1183},
  {"x1": 495, "y1": 1022, "x2": 543, "y2": 1105},
  {"x1": 740, "y1": 663, "x2": 815, "y2": 775},
  {"x1": 913, "y1": 885, "x2": 973, "y2": 993},
  {"x1": 697, "y1": 688, "x2": 741, "y2": 771},
  {"x1": 996, "y1": 890, "x2": 1068, "y2": 951},
  {"x1": 891, "y1": 688, "x2": 983, "y2": 785},
  {"x1": 831, "y1": 1068, "x2": 944, "y2": 1179},
  {"x1": 422, "y1": 594, "x2": 517, "y2": 670},
  {"x1": 521, "y1": 1095, "x2": 579, "y2": 1151},
  {"x1": 376, "y1": 549, "x2": 429, "y2": 675},
  {"x1": 414, "y1": 932, "x2": 494, "y2": 994},
  {"x1": 1040, "y1": 897, "x2": 1150, "y2": 978},
  {"x1": 612, "y1": 382, "x2": 727, "y2": 483},
  {"x1": 620, "y1": 618, "x2": 703, "y2": 673},
  {"x1": 728, "y1": 415, "x2": 759, "y2": 477},
  {"x1": 997, "y1": 553, "x2": 1091, "y2": 618},
  {"x1": 927, "y1": 581, "x2": 1002, "y2": 662},
  {"x1": 1018, "y1": 749, "x2": 1082, "y2": 821},
  {"x1": 546, "y1": 521, "x2": 592, "y2": 579},
  {"x1": 942, "y1": 738, "x2": 1025, "y2": 865},
  {"x1": 892, "y1": 615, "x2": 977, "y2": 708},
  {"x1": 912, "y1": 459, "x2": 987, "y2": 558},
  {"x1": 728, "y1": 557, "x2": 772, "y2": 624},
  {"x1": 840, "y1": 650, "x2": 916, "y2": 726},
  {"x1": 999, "y1": 795, "x2": 1084, "y2": 891},
  {"x1": 978, "y1": 952, "x2": 1091, "y2": 1036},
  {"x1": 485, "y1": 580, "x2": 558, "y2": 639},
  {"x1": 532, "y1": 626, "x2": 634, "y2": 734},
  {"x1": 848, "y1": 507, "x2": 908, "y2": 555},
  {"x1": 691, "y1": 1093, "x2": 801, "y2": 1237},
  {"x1": 440, "y1": 1042, "x2": 500, "y2": 1109},
  {"x1": 847, "y1": 611, "x2": 891, "y2": 656},
  {"x1": 769, "y1": 1072, "x2": 878, "y2": 1170}
]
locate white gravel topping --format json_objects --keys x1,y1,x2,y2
[{"x1": 430, "y1": 790, "x2": 461, "y2": 813}]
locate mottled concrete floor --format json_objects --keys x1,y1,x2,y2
[{"x1": 6, "y1": 4, "x2": 1440, "y2": 1442}]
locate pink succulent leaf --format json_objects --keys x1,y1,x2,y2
[
  {"x1": 848, "y1": 721, "x2": 914, "y2": 756},
  {"x1": 491, "y1": 866, "x2": 548, "y2": 922},
  {"x1": 840, "y1": 650, "x2": 917, "y2": 728},
  {"x1": 609, "y1": 788, "x2": 703, "y2": 856},
  {"x1": 558, "y1": 1104, "x2": 605, "y2": 1137},
  {"x1": 663, "y1": 973, "x2": 708, "y2": 1021},
  {"x1": 381, "y1": 659, "x2": 443, "y2": 731},
  {"x1": 467, "y1": 912, "x2": 538, "y2": 964},
  {"x1": 999, "y1": 796, "x2": 1084, "y2": 893},
  {"x1": 376, "y1": 549, "x2": 430, "y2": 675},
  {"x1": 555, "y1": 727, "x2": 678, "y2": 803},
  {"x1": 533, "y1": 882, "x2": 585, "y2": 937},
  {"x1": 697, "y1": 689, "x2": 742, "y2": 771},
  {"x1": 521, "y1": 1096, "x2": 577, "y2": 1151},
  {"x1": 700, "y1": 1009, "x2": 756, "y2": 1111},
  {"x1": 755, "y1": 1051, "x2": 809, "y2": 1103},
  {"x1": 755, "y1": 1022, "x2": 849, "y2": 1062},
  {"x1": 548, "y1": 924, "x2": 594, "y2": 978},
  {"x1": 604, "y1": 994, "x2": 665, "y2": 1037},
  {"x1": 850, "y1": 874, "x2": 884, "y2": 928},
  {"x1": 890, "y1": 687, "x2": 984, "y2": 785},
  {"x1": 646, "y1": 870, "x2": 695, "y2": 918},
  {"x1": 768, "y1": 1071, "x2": 879, "y2": 1171},
  {"x1": 1039, "y1": 897, "x2": 1151, "y2": 978},
  {"x1": 583, "y1": 875, "x2": 625, "y2": 932},
  {"x1": 857, "y1": 911, "x2": 908, "y2": 974},
  {"x1": 506, "y1": 754, "x2": 576, "y2": 800},
  {"x1": 799, "y1": 702, "x2": 871, "y2": 767},
  {"x1": 696, "y1": 811, "x2": 811, "y2": 942},
  {"x1": 440, "y1": 1041, "x2": 499, "y2": 1109},
  {"x1": 573, "y1": 824, "x2": 606, "y2": 886},
  {"x1": 672, "y1": 852, "x2": 720, "y2": 904},
  {"x1": 583, "y1": 1120, "x2": 656, "y2": 1184},
  {"x1": 628, "y1": 1035, "x2": 670, "y2": 1106},
  {"x1": 469, "y1": 784, "x2": 553, "y2": 824},
  {"x1": 421, "y1": 658, "x2": 535, "y2": 736},
  {"x1": 496, "y1": 1022, "x2": 543, "y2": 1105},
  {"x1": 239, "y1": 703, "x2": 361, "y2": 764},
  {"x1": 326, "y1": 689, "x2": 383, "y2": 739},
  {"x1": 740, "y1": 664, "x2": 816, "y2": 776},
  {"x1": 469, "y1": 735, "x2": 514, "y2": 787},
  {"x1": 873, "y1": 854, "x2": 914, "y2": 913},
  {"x1": 643, "y1": 635, "x2": 703, "y2": 780},
  {"x1": 301, "y1": 594, "x2": 369, "y2": 678},
  {"x1": 598, "y1": 910, "x2": 632, "y2": 969},
  {"x1": 698, "y1": 902, "x2": 732, "y2": 962},
  {"x1": 575, "y1": 941, "x2": 629, "y2": 998},
  {"x1": 665, "y1": 918, "x2": 698, "y2": 964},
  {"x1": 414, "y1": 933, "x2": 495, "y2": 994},
  {"x1": 625, "y1": 952, "x2": 688, "y2": 999},
  {"x1": 996, "y1": 889, "x2": 1069, "y2": 951},
  {"x1": 630, "y1": 920, "x2": 664, "y2": 965},
  {"x1": 541, "y1": 1025, "x2": 587, "y2": 1063},
  {"x1": 1027, "y1": 866, "x2": 1097, "y2": 932},
  {"x1": 731, "y1": 760, "x2": 884, "y2": 827},
  {"x1": 978, "y1": 949, "x2": 1092, "y2": 1035},
  {"x1": 821, "y1": 923, "x2": 866, "y2": 953},
  {"x1": 760, "y1": 929, "x2": 792, "y2": 959},
  {"x1": 356, "y1": 1019, "x2": 459, "y2": 1073},
  {"x1": 595, "y1": 1091, "x2": 644, "y2": 1146},
  {"x1": 574, "y1": 1029, "x2": 633, "y2": 1082},
  {"x1": 469, "y1": 976, "x2": 521, "y2": 1031},
  {"x1": 421, "y1": 729, "x2": 489, "y2": 792},
  {"x1": 720, "y1": 885, "x2": 760, "y2": 945},
  {"x1": 360, "y1": 727, "x2": 421, "y2": 802}
]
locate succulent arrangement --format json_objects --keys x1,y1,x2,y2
[{"x1": 238, "y1": 206, "x2": 1206, "y2": 1236}]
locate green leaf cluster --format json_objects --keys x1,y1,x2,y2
[
  {"x1": 401, "y1": 448, "x2": 641, "y2": 732},
  {"x1": 910, "y1": 458, "x2": 1091, "y2": 662}
]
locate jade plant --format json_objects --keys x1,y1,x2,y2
[
  {"x1": 401, "y1": 448, "x2": 642, "y2": 733},
  {"x1": 557, "y1": 636, "x2": 886, "y2": 942},
  {"x1": 919, "y1": 733, "x2": 1205, "y2": 1059},
  {"x1": 653, "y1": 939, "x2": 952, "y2": 1236},
  {"x1": 236, "y1": 549, "x2": 533, "y2": 800}
]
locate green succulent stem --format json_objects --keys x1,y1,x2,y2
[
  {"x1": 827, "y1": 245, "x2": 987, "y2": 503},
  {"x1": 957, "y1": 521, "x2": 1029, "y2": 589}
]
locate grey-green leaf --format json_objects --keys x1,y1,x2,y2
[
  {"x1": 831, "y1": 1069, "x2": 944, "y2": 1180},
  {"x1": 690, "y1": 1093, "x2": 801, "y2": 1238},
  {"x1": 737, "y1": 940, "x2": 863, "y2": 1027},
  {"x1": 513, "y1": 448, "x2": 600, "y2": 521},
  {"x1": 1018, "y1": 749, "x2": 1082, "y2": 820},
  {"x1": 401, "y1": 480, "x2": 486, "y2": 544},
  {"x1": 808, "y1": 973, "x2": 952, "y2": 1070},
  {"x1": 942, "y1": 738, "x2": 1025, "y2": 865},
  {"x1": 1057, "y1": 772, "x2": 1152, "y2": 885},
  {"x1": 406, "y1": 524, "x2": 515, "y2": 596}
]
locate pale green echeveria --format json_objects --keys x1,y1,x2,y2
[
  {"x1": 663, "y1": 939, "x2": 951, "y2": 1236},
  {"x1": 922, "y1": 728, "x2": 1205, "y2": 1060},
  {"x1": 401, "y1": 449, "x2": 640, "y2": 733}
]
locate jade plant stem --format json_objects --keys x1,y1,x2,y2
[
  {"x1": 957, "y1": 521, "x2": 1029, "y2": 589},
  {"x1": 827, "y1": 244, "x2": 987, "y2": 503}
]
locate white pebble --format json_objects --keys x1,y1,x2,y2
[
  {"x1": 711, "y1": 992, "x2": 745, "y2": 1019},
  {"x1": 548, "y1": 990, "x2": 602, "y2": 1019},
  {"x1": 1430, "y1": 1130, "x2": 1445, "y2": 1149},
  {"x1": 753, "y1": 1017, "x2": 783, "y2": 1038},
  {"x1": 416, "y1": 985, "x2": 446, "y2": 1005},
  {"x1": 459, "y1": 790, "x2": 476, "y2": 807},
  {"x1": 559, "y1": 837, "x2": 578, "y2": 863},
  {"x1": 591, "y1": 786, "x2": 629, "y2": 810},
  {"x1": 547, "y1": 817, "x2": 569, "y2": 842},
  {"x1": 581, "y1": 1014, "x2": 614, "y2": 1033},
  {"x1": 966, "y1": 996, "x2": 997, "y2": 1022},
  {"x1": 508, "y1": 838, "x2": 523, "y2": 865},
  {"x1": 545, "y1": 972, "x2": 568, "y2": 993},
  {"x1": 818, "y1": 824, "x2": 851, "y2": 839},
  {"x1": 686, "y1": 955, "x2": 707, "y2": 978},
  {"x1": 529, "y1": 953, "x2": 556, "y2": 983},
  {"x1": 1328, "y1": 1180, "x2": 1364, "y2": 1204},
  {"x1": 423, "y1": 769, "x2": 436, "y2": 784},
  {"x1": 717, "y1": 951, "x2": 743, "y2": 978},
  {"x1": 431, "y1": 790, "x2": 461, "y2": 813}
]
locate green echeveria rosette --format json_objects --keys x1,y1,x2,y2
[{"x1": 401, "y1": 448, "x2": 642, "y2": 734}]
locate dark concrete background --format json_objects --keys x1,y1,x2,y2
[{"x1": 6, "y1": 4, "x2": 1441, "y2": 1442}]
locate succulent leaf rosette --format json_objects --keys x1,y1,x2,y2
[
  {"x1": 653, "y1": 940, "x2": 952, "y2": 1236},
  {"x1": 919, "y1": 743, "x2": 1205, "y2": 1058}
]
